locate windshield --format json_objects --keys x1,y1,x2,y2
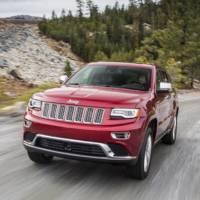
[{"x1": 66, "y1": 65, "x2": 151, "y2": 91}]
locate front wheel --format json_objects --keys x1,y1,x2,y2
[
  {"x1": 126, "y1": 127, "x2": 153, "y2": 180},
  {"x1": 162, "y1": 115, "x2": 177, "y2": 145}
]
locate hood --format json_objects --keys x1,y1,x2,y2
[{"x1": 35, "y1": 85, "x2": 150, "y2": 107}]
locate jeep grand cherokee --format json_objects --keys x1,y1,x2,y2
[{"x1": 23, "y1": 62, "x2": 178, "y2": 179}]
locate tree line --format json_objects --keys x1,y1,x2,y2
[{"x1": 39, "y1": 0, "x2": 200, "y2": 88}]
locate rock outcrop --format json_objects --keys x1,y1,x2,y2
[{"x1": 0, "y1": 22, "x2": 79, "y2": 84}]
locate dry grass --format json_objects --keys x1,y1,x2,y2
[
  {"x1": 0, "y1": 76, "x2": 30, "y2": 95},
  {"x1": 0, "y1": 76, "x2": 58, "y2": 109}
]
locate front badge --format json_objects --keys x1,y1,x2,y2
[{"x1": 67, "y1": 99, "x2": 79, "y2": 105}]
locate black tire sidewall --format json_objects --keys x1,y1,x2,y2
[
  {"x1": 126, "y1": 127, "x2": 153, "y2": 179},
  {"x1": 139, "y1": 127, "x2": 153, "y2": 178}
]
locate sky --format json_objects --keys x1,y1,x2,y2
[{"x1": 0, "y1": 0, "x2": 130, "y2": 18}]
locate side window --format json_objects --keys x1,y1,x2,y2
[
  {"x1": 157, "y1": 69, "x2": 172, "y2": 91},
  {"x1": 164, "y1": 72, "x2": 172, "y2": 83},
  {"x1": 161, "y1": 71, "x2": 170, "y2": 83},
  {"x1": 156, "y1": 70, "x2": 163, "y2": 90},
  {"x1": 156, "y1": 70, "x2": 171, "y2": 89}
]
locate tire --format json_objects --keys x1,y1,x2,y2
[
  {"x1": 126, "y1": 127, "x2": 153, "y2": 180},
  {"x1": 162, "y1": 115, "x2": 177, "y2": 145},
  {"x1": 27, "y1": 151, "x2": 53, "y2": 164}
]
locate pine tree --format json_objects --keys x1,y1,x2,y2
[
  {"x1": 51, "y1": 10, "x2": 57, "y2": 20},
  {"x1": 61, "y1": 9, "x2": 66, "y2": 19},
  {"x1": 86, "y1": 0, "x2": 93, "y2": 17},
  {"x1": 76, "y1": 0, "x2": 84, "y2": 18},
  {"x1": 38, "y1": 0, "x2": 200, "y2": 88}
]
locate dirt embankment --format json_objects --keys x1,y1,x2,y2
[{"x1": 0, "y1": 20, "x2": 83, "y2": 85}]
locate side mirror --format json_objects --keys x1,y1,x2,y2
[
  {"x1": 157, "y1": 82, "x2": 172, "y2": 93},
  {"x1": 59, "y1": 75, "x2": 68, "y2": 84}
]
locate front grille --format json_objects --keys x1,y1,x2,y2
[
  {"x1": 36, "y1": 137, "x2": 106, "y2": 157},
  {"x1": 41, "y1": 102, "x2": 104, "y2": 125}
]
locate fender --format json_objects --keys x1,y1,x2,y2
[{"x1": 136, "y1": 107, "x2": 157, "y2": 156}]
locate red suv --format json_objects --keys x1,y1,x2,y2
[{"x1": 23, "y1": 62, "x2": 178, "y2": 179}]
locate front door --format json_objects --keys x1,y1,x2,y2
[{"x1": 155, "y1": 70, "x2": 172, "y2": 138}]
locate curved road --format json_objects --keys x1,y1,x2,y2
[{"x1": 0, "y1": 98, "x2": 200, "y2": 200}]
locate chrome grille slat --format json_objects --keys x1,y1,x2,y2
[
  {"x1": 42, "y1": 103, "x2": 104, "y2": 125},
  {"x1": 84, "y1": 108, "x2": 94, "y2": 123},
  {"x1": 57, "y1": 105, "x2": 65, "y2": 120},
  {"x1": 94, "y1": 109, "x2": 104, "y2": 124},
  {"x1": 50, "y1": 104, "x2": 58, "y2": 119},
  {"x1": 66, "y1": 106, "x2": 75, "y2": 121},
  {"x1": 43, "y1": 103, "x2": 50, "y2": 117},
  {"x1": 75, "y1": 107, "x2": 84, "y2": 122}
]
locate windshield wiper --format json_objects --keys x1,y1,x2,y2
[
  {"x1": 67, "y1": 83, "x2": 81, "y2": 85},
  {"x1": 101, "y1": 85, "x2": 113, "y2": 87}
]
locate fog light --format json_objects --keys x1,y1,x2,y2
[
  {"x1": 111, "y1": 132, "x2": 130, "y2": 140},
  {"x1": 24, "y1": 132, "x2": 36, "y2": 143},
  {"x1": 24, "y1": 119, "x2": 32, "y2": 128}
]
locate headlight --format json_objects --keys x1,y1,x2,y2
[
  {"x1": 110, "y1": 108, "x2": 140, "y2": 119},
  {"x1": 28, "y1": 98, "x2": 42, "y2": 110}
]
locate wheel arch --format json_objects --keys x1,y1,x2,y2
[{"x1": 147, "y1": 118, "x2": 158, "y2": 142}]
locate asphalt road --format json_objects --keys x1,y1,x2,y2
[{"x1": 0, "y1": 98, "x2": 200, "y2": 200}]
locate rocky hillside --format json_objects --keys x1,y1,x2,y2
[{"x1": 0, "y1": 21, "x2": 82, "y2": 84}]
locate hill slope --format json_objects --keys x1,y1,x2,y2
[{"x1": 0, "y1": 21, "x2": 82, "y2": 84}]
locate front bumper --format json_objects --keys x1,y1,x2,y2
[
  {"x1": 24, "y1": 111, "x2": 146, "y2": 163},
  {"x1": 24, "y1": 134, "x2": 136, "y2": 163}
]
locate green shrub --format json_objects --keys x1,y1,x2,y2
[{"x1": 64, "y1": 61, "x2": 73, "y2": 77}]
